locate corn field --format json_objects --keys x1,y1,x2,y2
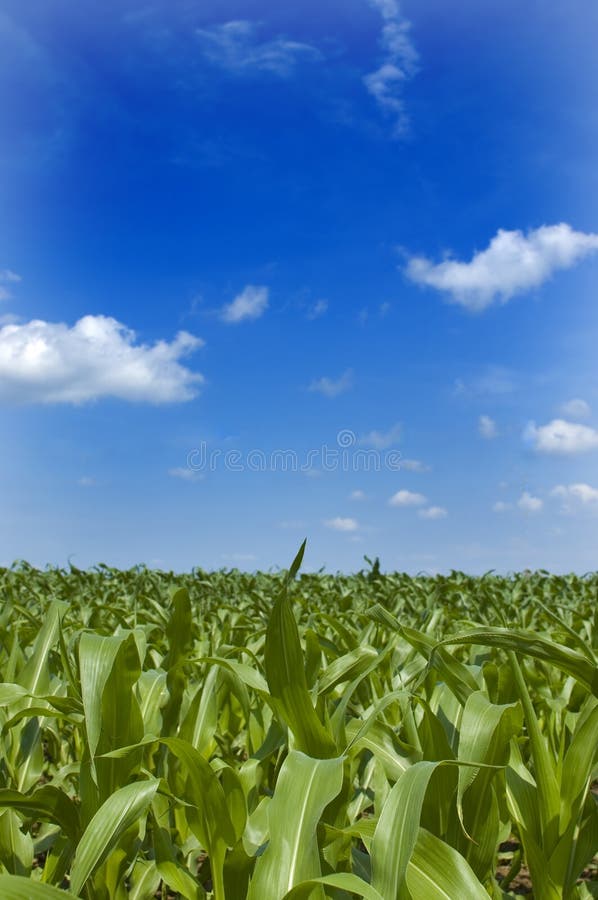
[{"x1": 1, "y1": 544, "x2": 597, "y2": 899}]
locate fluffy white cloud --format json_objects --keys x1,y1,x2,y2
[
  {"x1": 360, "y1": 422, "x2": 401, "y2": 449},
  {"x1": 559, "y1": 398, "x2": 591, "y2": 419},
  {"x1": 324, "y1": 517, "x2": 359, "y2": 532},
  {"x1": 400, "y1": 458, "x2": 430, "y2": 472},
  {"x1": 0, "y1": 315, "x2": 203, "y2": 404},
  {"x1": 405, "y1": 224, "x2": 598, "y2": 311},
  {"x1": 364, "y1": 0, "x2": 418, "y2": 136},
  {"x1": 478, "y1": 414, "x2": 498, "y2": 439},
  {"x1": 389, "y1": 489, "x2": 426, "y2": 507},
  {"x1": 309, "y1": 369, "x2": 353, "y2": 398},
  {"x1": 517, "y1": 491, "x2": 543, "y2": 513},
  {"x1": 196, "y1": 20, "x2": 321, "y2": 76},
  {"x1": 418, "y1": 505, "x2": 447, "y2": 520},
  {"x1": 551, "y1": 483, "x2": 598, "y2": 512},
  {"x1": 524, "y1": 419, "x2": 598, "y2": 455},
  {"x1": 220, "y1": 285, "x2": 269, "y2": 323}
]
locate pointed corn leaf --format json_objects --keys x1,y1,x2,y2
[
  {"x1": 78, "y1": 633, "x2": 126, "y2": 759},
  {"x1": 247, "y1": 751, "x2": 344, "y2": 900},
  {"x1": 265, "y1": 592, "x2": 337, "y2": 758},
  {"x1": 69, "y1": 778, "x2": 159, "y2": 896}
]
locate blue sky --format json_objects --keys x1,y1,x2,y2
[{"x1": 1, "y1": 0, "x2": 598, "y2": 572}]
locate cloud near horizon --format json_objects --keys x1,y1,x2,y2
[
  {"x1": 405, "y1": 224, "x2": 598, "y2": 310},
  {"x1": 0, "y1": 315, "x2": 203, "y2": 404}
]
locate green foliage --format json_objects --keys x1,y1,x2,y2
[{"x1": 0, "y1": 556, "x2": 597, "y2": 897}]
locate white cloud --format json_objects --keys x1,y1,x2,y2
[
  {"x1": 551, "y1": 483, "x2": 598, "y2": 512},
  {"x1": 196, "y1": 20, "x2": 321, "y2": 76},
  {"x1": 418, "y1": 505, "x2": 447, "y2": 520},
  {"x1": 309, "y1": 369, "x2": 353, "y2": 398},
  {"x1": 306, "y1": 299, "x2": 328, "y2": 320},
  {"x1": 389, "y1": 489, "x2": 426, "y2": 507},
  {"x1": 524, "y1": 418, "x2": 598, "y2": 455},
  {"x1": 360, "y1": 422, "x2": 401, "y2": 449},
  {"x1": 405, "y1": 224, "x2": 598, "y2": 311},
  {"x1": 559, "y1": 398, "x2": 591, "y2": 419},
  {"x1": 517, "y1": 491, "x2": 543, "y2": 513},
  {"x1": 0, "y1": 315, "x2": 203, "y2": 405},
  {"x1": 478, "y1": 414, "x2": 498, "y2": 439},
  {"x1": 364, "y1": 0, "x2": 418, "y2": 136},
  {"x1": 350, "y1": 489, "x2": 367, "y2": 501},
  {"x1": 169, "y1": 467, "x2": 204, "y2": 482},
  {"x1": 324, "y1": 516, "x2": 359, "y2": 532},
  {"x1": 220, "y1": 285, "x2": 269, "y2": 323},
  {"x1": 400, "y1": 457, "x2": 430, "y2": 472},
  {"x1": 0, "y1": 268, "x2": 21, "y2": 302},
  {"x1": 492, "y1": 501, "x2": 512, "y2": 512}
]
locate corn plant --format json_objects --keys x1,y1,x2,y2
[{"x1": 0, "y1": 546, "x2": 596, "y2": 897}]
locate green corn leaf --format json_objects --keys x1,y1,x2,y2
[
  {"x1": 283, "y1": 873, "x2": 384, "y2": 900},
  {"x1": 69, "y1": 777, "x2": 159, "y2": 896},
  {"x1": 436, "y1": 628, "x2": 598, "y2": 696},
  {"x1": 406, "y1": 827, "x2": 489, "y2": 899},
  {"x1": 247, "y1": 750, "x2": 344, "y2": 900},
  {"x1": 265, "y1": 591, "x2": 337, "y2": 758},
  {"x1": 0, "y1": 875, "x2": 71, "y2": 899}
]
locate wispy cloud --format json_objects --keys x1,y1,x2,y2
[
  {"x1": 77, "y1": 476, "x2": 97, "y2": 488},
  {"x1": 364, "y1": 0, "x2": 418, "y2": 136},
  {"x1": 454, "y1": 366, "x2": 517, "y2": 397},
  {"x1": 359, "y1": 422, "x2": 401, "y2": 449},
  {"x1": 196, "y1": 20, "x2": 322, "y2": 76},
  {"x1": 0, "y1": 268, "x2": 21, "y2": 302},
  {"x1": 524, "y1": 419, "x2": 598, "y2": 455},
  {"x1": 559, "y1": 398, "x2": 591, "y2": 419},
  {"x1": 406, "y1": 224, "x2": 598, "y2": 311},
  {"x1": 306, "y1": 299, "x2": 328, "y2": 320},
  {"x1": 324, "y1": 516, "x2": 359, "y2": 532},
  {"x1": 400, "y1": 458, "x2": 430, "y2": 472},
  {"x1": 309, "y1": 369, "x2": 353, "y2": 398},
  {"x1": 478, "y1": 414, "x2": 498, "y2": 439},
  {"x1": 169, "y1": 466, "x2": 204, "y2": 482},
  {"x1": 0, "y1": 315, "x2": 203, "y2": 404},
  {"x1": 220, "y1": 285, "x2": 269, "y2": 324},
  {"x1": 389, "y1": 489, "x2": 426, "y2": 507},
  {"x1": 493, "y1": 500, "x2": 512, "y2": 512},
  {"x1": 349, "y1": 489, "x2": 367, "y2": 501},
  {"x1": 418, "y1": 505, "x2": 447, "y2": 520}
]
